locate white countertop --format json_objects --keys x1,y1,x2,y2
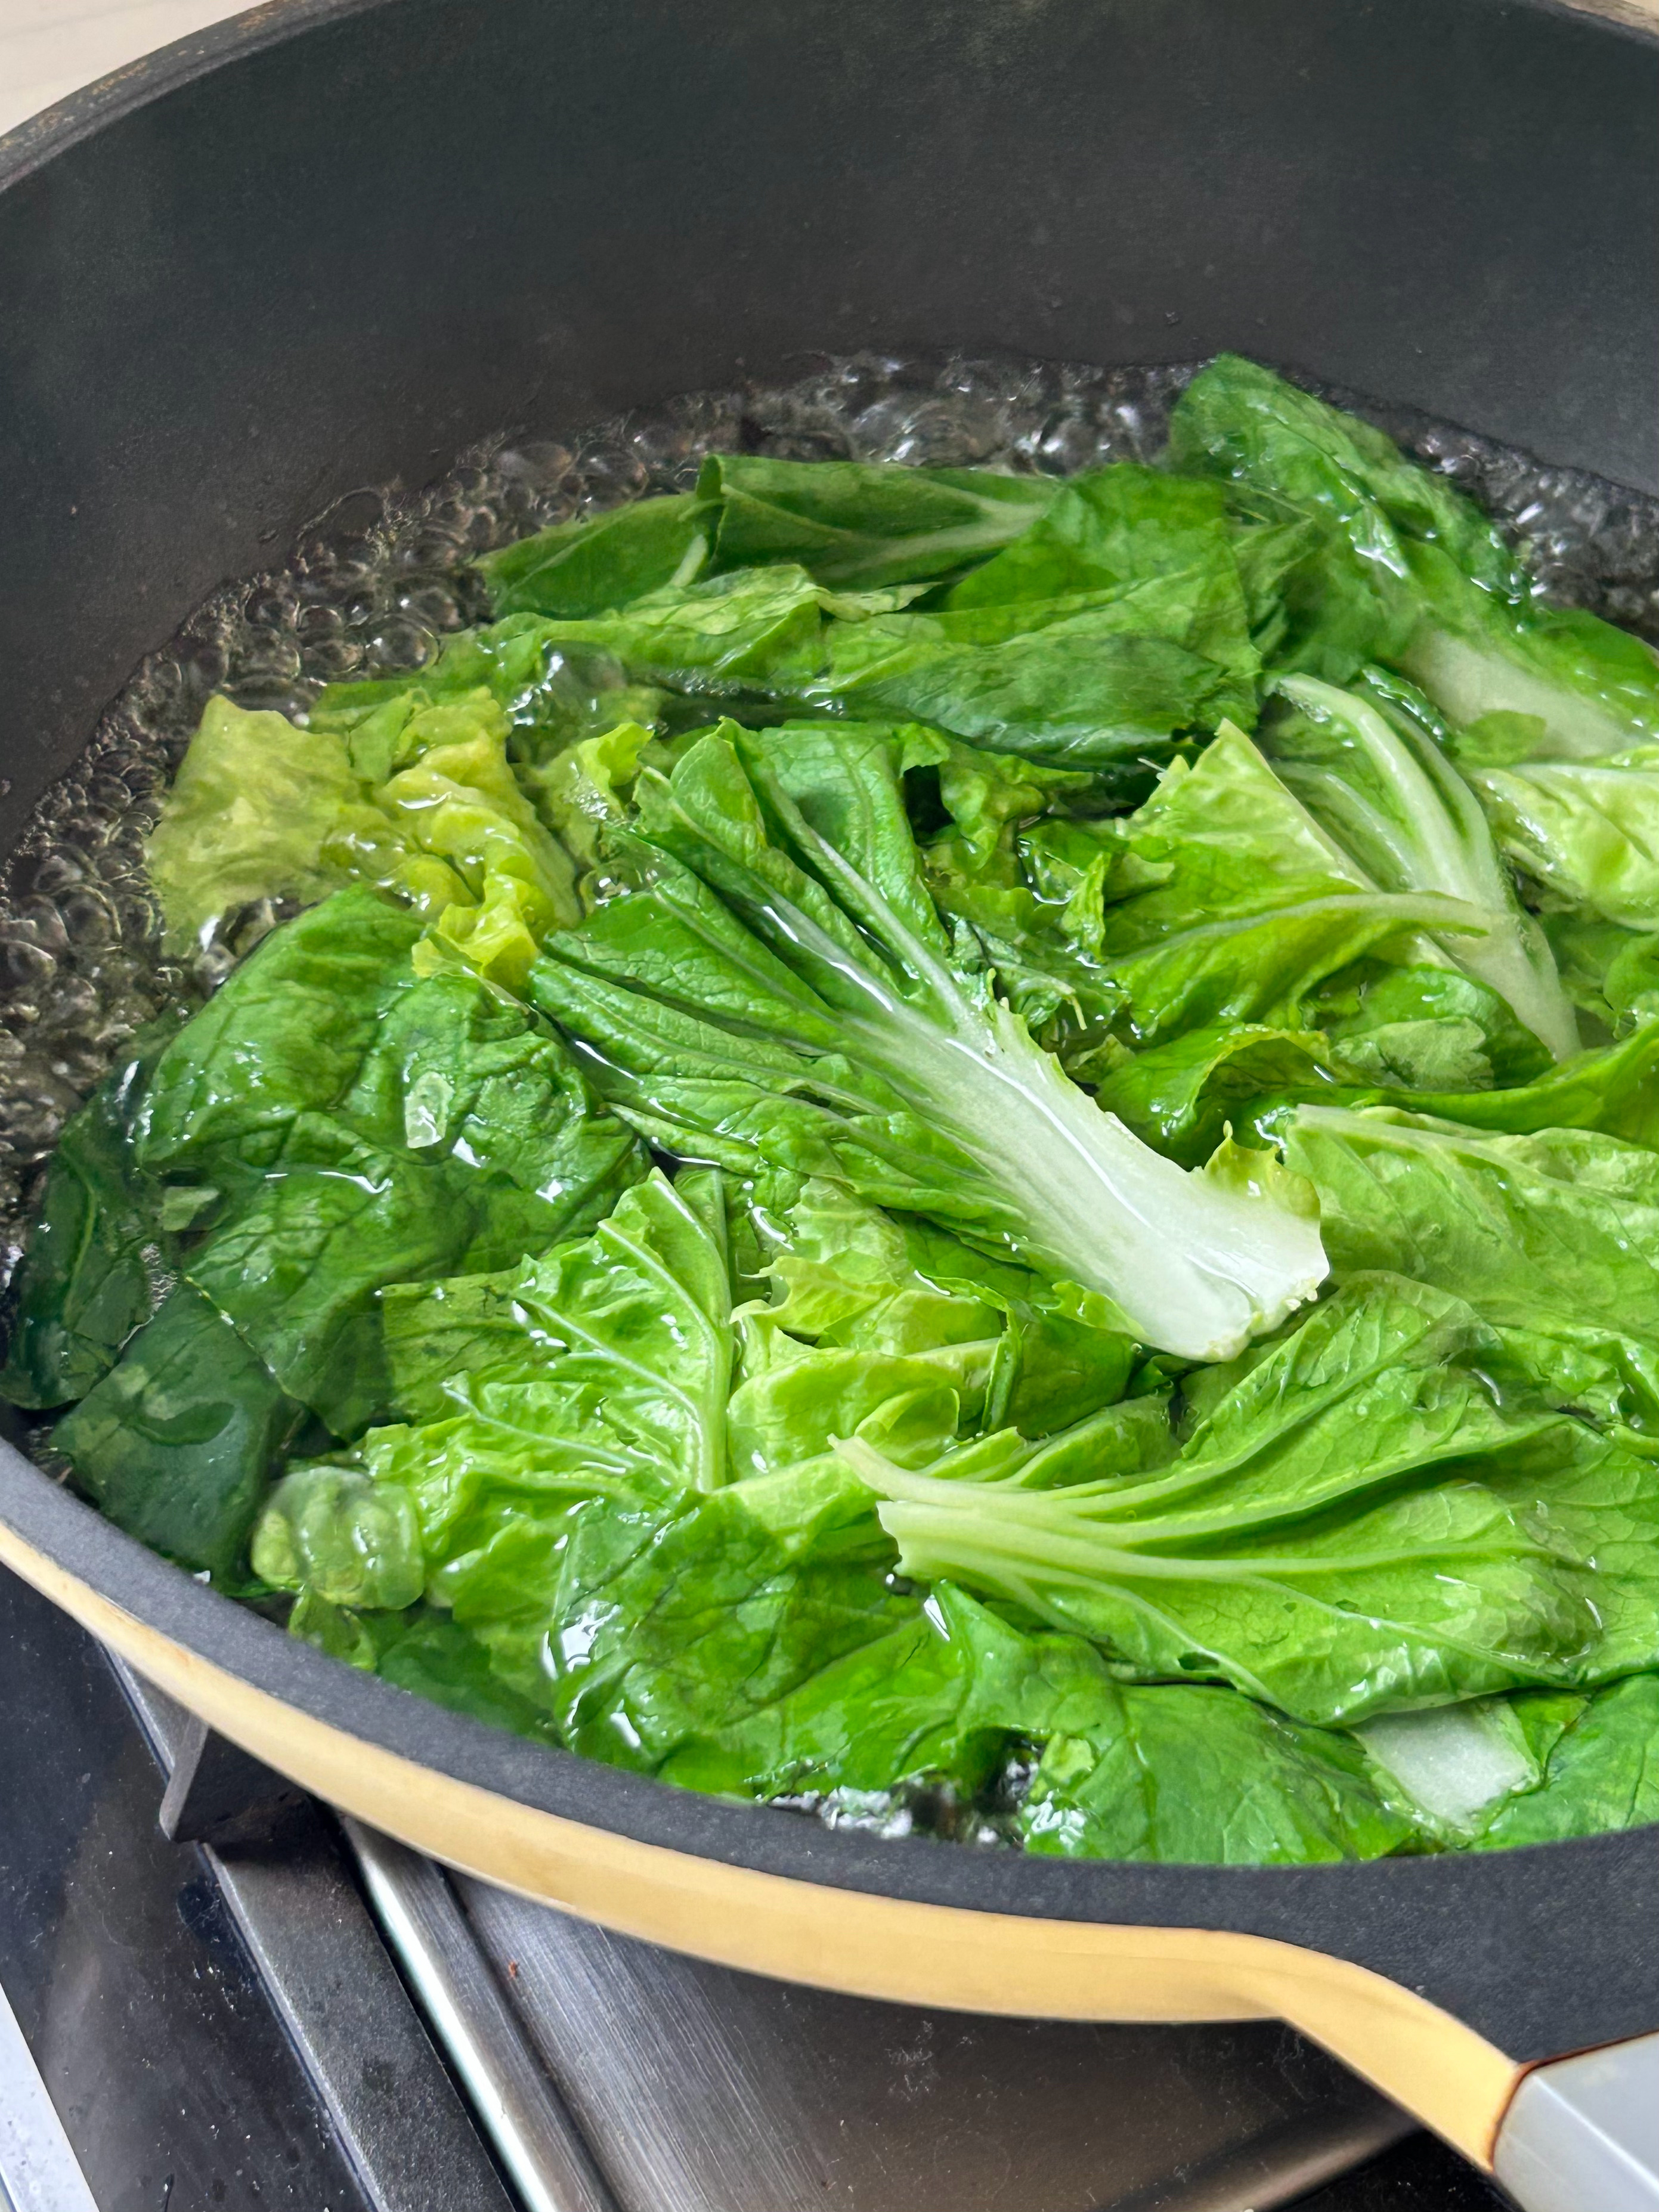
[{"x1": 0, "y1": 0, "x2": 252, "y2": 140}]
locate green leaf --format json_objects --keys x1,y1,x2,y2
[
  {"x1": 21, "y1": 886, "x2": 642, "y2": 1567},
  {"x1": 372, "y1": 694, "x2": 582, "y2": 986},
  {"x1": 1465, "y1": 745, "x2": 1659, "y2": 931},
  {"x1": 144, "y1": 696, "x2": 388, "y2": 952},
  {"x1": 525, "y1": 1465, "x2": 908, "y2": 1780},
  {"x1": 179, "y1": 1128, "x2": 476, "y2": 1431},
  {"x1": 1316, "y1": 961, "x2": 1552, "y2": 1090},
  {"x1": 139, "y1": 888, "x2": 639, "y2": 1226},
  {"x1": 130, "y1": 887, "x2": 642, "y2": 1432},
  {"x1": 1104, "y1": 893, "x2": 1474, "y2": 1053},
  {"x1": 796, "y1": 571, "x2": 1258, "y2": 769},
  {"x1": 507, "y1": 1483, "x2": 1414, "y2": 1854},
  {"x1": 147, "y1": 689, "x2": 582, "y2": 984},
  {"x1": 923, "y1": 720, "x2": 1463, "y2": 1080},
  {"x1": 1173, "y1": 356, "x2": 1522, "y2": 598},
  {"x1": 732, "y1": 1178, "x2": 1138, "y2": 1467},
  {"x1": 1169, "y1": 354, "x2": 1521, "y2": 680},
  {"x1": 373, "y1": 1607, "x2": 567, "y2": 1739},
  {"x1": 135, "y1": 885, "x2": 423, "y2": 1167},
  {"x1": 0, "y1": 1020, "x2": 182, "y2": 1409},
  {"x1": 839, "y1": 1274, "x2": 1649, "y2": 1724},
  {"x1": 54, "y1": 1284, "x2": 308, "y2": 1581},
  {"x1": 1092, "y1": 1024, "x2": 1332, "y2": 1166},
  {"x1": 1446, "y1": 711, "x2": 1552, "y2": 770},
  {"x1": 1471, "y1": 1676, "x2": 1659, "y2": 1848},
  {"x1": 1248, "y1": 1020, "x2": 1659, "y2": 1157},
  {"x1": 942, "y1": 464, "x2": 1235, "y2": 609},
  {"x1": 913, "y1": 750, "x2": 1128, "y2": 1076},
  {"x1": 1102, "y1": 720, "x2": 1362, "y2": 934},
  {"x1": 1261, "y1": 674, "x2": 1577, "y2": 1059},
  {"x1": 1024, "y1": 1678, "x2": 1412, "y2": 1863},
  {"x1": 479, "y1": 493, "x2": 716, "y2": 617},
  {"x1": 254, "y1": 1169, "x2": 736, "y2": 1624},
  {"x1": 1400, "y1": 541, "x2": 1659, "y2": 760},
  {"x1": 698, "y1": 455, "x2": 1058, "y2": 591},
  {"x1": 514, "y1": 564, "x2": 850, "y2": 693},
  {"x1": 1229, "y1": 514, "x2": 1321, "y2": 661},
  {"x1": 252, "y1": 1463, "x2": 425, "y2": 1610},
  {"x1": 1286, "y1": 1103, "x2": 1659, "y2": 1430},
  {"x1": 1539, "y1": 910, "x2": 1659, "y2": 1036},
  {"x1": 524, "y1": 718, "x2": 657, "y2": 876}
]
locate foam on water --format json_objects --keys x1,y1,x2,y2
[{"x1": 1, "y1": 346, "x2": 1655, "y2": 1300}]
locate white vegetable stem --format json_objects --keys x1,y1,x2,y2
[
  {"x1": 779, "y1": 810, "x2": 1329, "y2": 1362},
  {"x1": 1270, "y1": 676, "x2": 1579, "y2": 1061},
  {"x1": 856, "y1": 986, "x2": 1327, "y2": 1361}
]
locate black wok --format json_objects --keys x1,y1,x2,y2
[{"x1": 1, "y1": 4, "x2": 1656, "y2": 2202}]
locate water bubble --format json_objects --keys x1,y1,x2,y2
[
  {"x1": 850, "y1": 392, "x2": 1009, "y2": 466},
  {"x1": 1025, "y1": 408, "x2": 1111, "y2": 475},
  {"x1": 55, "y1": 889, "x2": 117, "y2": 951},
  {"x1": 496, "y1": 439, "x2": 575, "y2": 490},
  {"x1": 301, "y1": 636, "x2": 367, "y2": 681},
  {"x1": 574, "y1": 444, "x2": 649, "y2": 509},
  {"x1": 0, "y1": 936, "x2": 55, "y2": 993},
  {"x1": 398, "y1": 583, "x2": 466, "y2": 631},
  {"x1": 22, "y1": 851, "x2": 85, "y2": 900},
  {"x1": 361, "y1": 619, "x2": 435, "y2": 674}
]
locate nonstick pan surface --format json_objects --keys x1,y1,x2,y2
[{"x1": 2, "y1": 0, "x2": 1657, "y2": 2176}]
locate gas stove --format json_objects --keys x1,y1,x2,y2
[{"x1": 0, "y1": 1565, "x2": 1513, "y2": 2212}]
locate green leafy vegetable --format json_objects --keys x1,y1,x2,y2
[
  {"x1": 1169, "y1": 355, "x2": 1659, "y2": 761},
  {"x1": 1286, "y1": 1103, "x2": 1659, "y2": 1432},
  {"x1": 29, "y1": 370, "x2": 1659, "y2": 1866},
  {"x1": 485, "y1": 565, "x2": 865, "y2": 699},
  {"x1": 695, "y1": 454, "x2": 1058, "y2": 590},
  {"x1": 1075, "y1": 722, "x2": 1496, "y2": 1055},
  {"x1": 1025, "y1": 1677, "x2": 1413, "y2": 1863},
  {"x1": 479, "y1": 492, "x2": 716, "y2": 618},
  {"x1": 838, "y1": 1274, "x2": 1659, "y2": 1724},
  {"x1": 1400, "y1": 541, "x2": 1659, "y2": 761},
  {"x1": 1464, "y1": 745, "x2": 1659, "y2": 930},
  {"x1": 790, "y1": 572, "x2": 1259, "y2": 769},
  {"x1": 146, "y1": 689, "x2": 580, "y2": 983},
  {"x1": 1261, "y1": 673, "x2": 1578, "y2": 1058},
  {"x1": 1169, "y1": 353, "x2": 1521, "y2": 679},
  {"x1": 254, "y1": 1169, "x2": 735, "y2": 1629},
  {"x1": 1314, "y1": 961, "x2": 1551, "y2": 1089},
  {"x1": 1471, "y1": 1677, "x2": 1659, "y2": 1848},
  {"x1": 726, "y1": 1178, "x2": 1138, "y2": 1495},
  {"x1": 144, "y1": 697, "x2": 389, "y2": 952},
  {"x1": 134, "y1": 887, "x2": 643, "y2": 1431},
  {"x1": 0, "y1": 1020, "x2": 181, "y2": 1409},
  {"x1": 54, "y1": 1284, "x2": 310, "y2": 1581},
  {"x1": 4, "y1": 887, "x2": 644, "y2": 1574},
  {"x1": 1242, "y1": 1019, "x2": 1659, "y2": 1160},
  {"x1": 529, "y1": 718, "x2": 1327, "y2": 1360},
  {"x1": 942, "y1": 464, "x2": 1235, "y2": 609},
  {"x1": 550, "y1": 1542, "x2": 1411, "y2": 1854}
]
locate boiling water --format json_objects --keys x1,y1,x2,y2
[{"x1": 2, "y1": 348, "x2": 1656, "y2": 1288}]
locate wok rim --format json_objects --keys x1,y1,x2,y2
[
  {"x1": 0, "y1": 1436, "x2": 1531, "y2": 2163},
  {"x1": 0, "y1": 1434, "x2": 1576, "y2": 1908}
]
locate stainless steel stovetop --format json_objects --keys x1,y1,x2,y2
[{"x1": 0, "y1": 1567, "x2": 1513, "y2": 2212}]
